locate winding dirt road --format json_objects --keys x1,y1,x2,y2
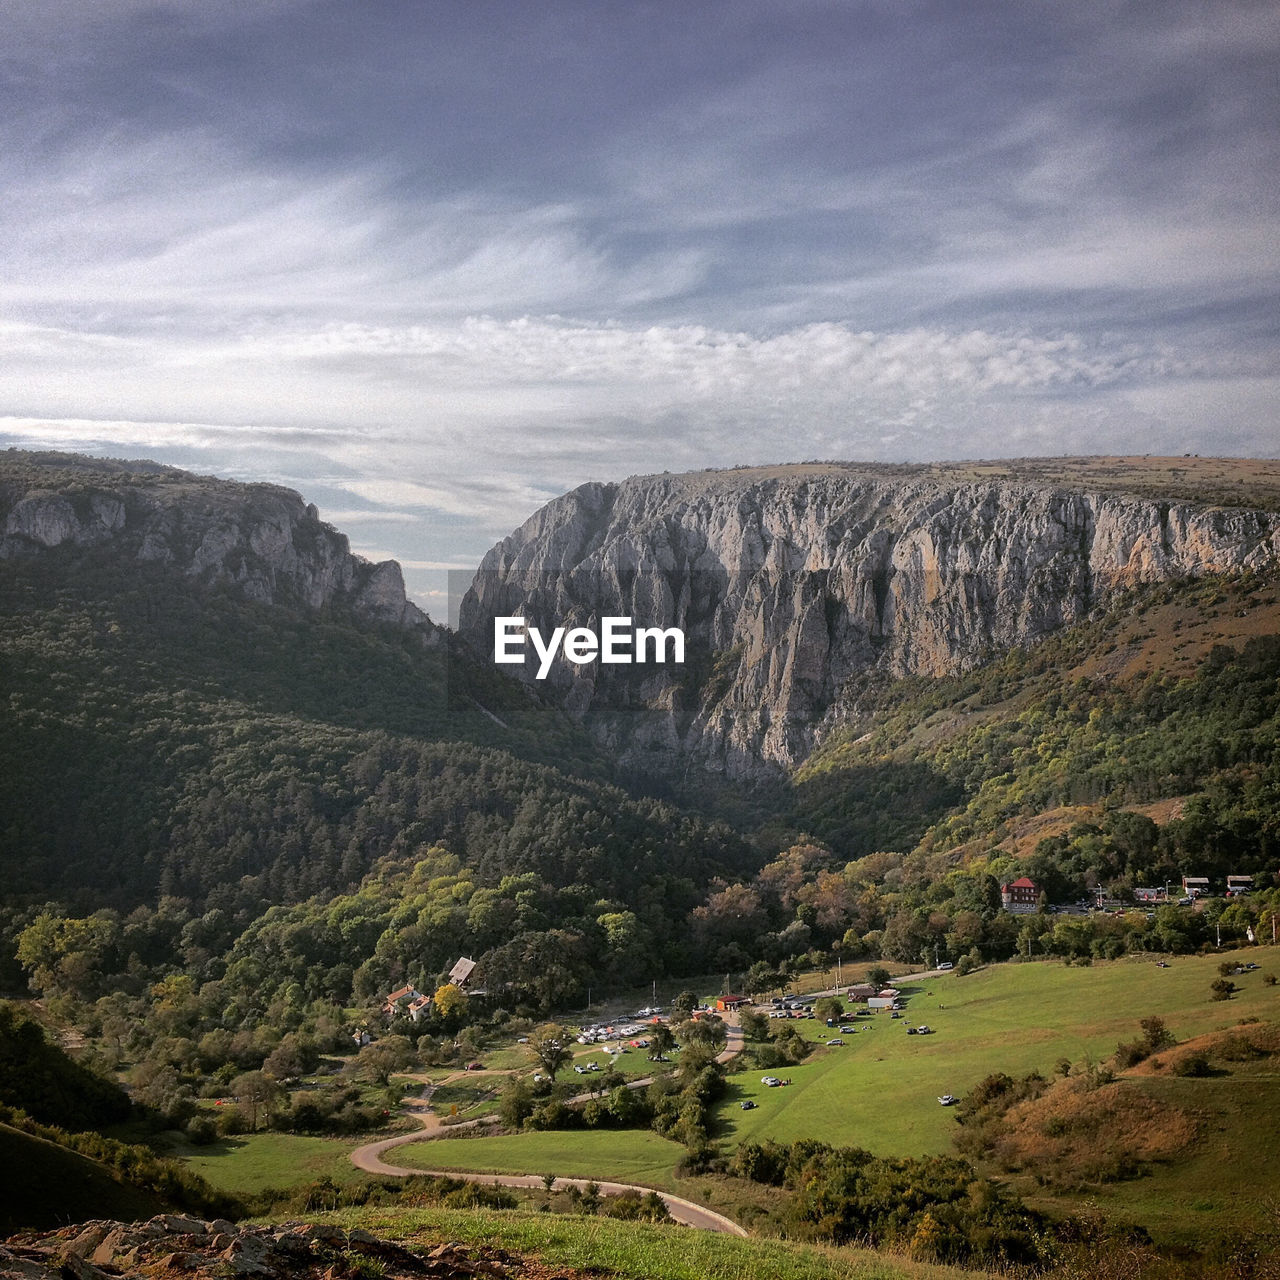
[{"x1": 350, "y1": 1018, "x2": 748, "y2": 1236}]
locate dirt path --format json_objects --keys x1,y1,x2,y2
[{"x1": 349, "y1": 1015, "x2": 749, "y2": 1234}]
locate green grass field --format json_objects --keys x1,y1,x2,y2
[
  {"x1": 1025, "y1": 1062, "x2": 1280, "y2": 1248},
  {"x1": 171, "y1": 1131, "x2": 366, "y2": 1193},
  {"x1": 720, "y1": 953, "x2": 1279, "y2": 1155},
  {"x1": 312, "y1": 1204, "x2": 999, "y2": 1280},
  {"x1": 374, "y1": 951, "x2": 1279, "y2": 1251},
  {"x1": 178, "y1": 951, "x2": 1278, "y2": 1252},
  {"x1": 392, "y1": 1127, "x2": 688, "y2": 1190}
]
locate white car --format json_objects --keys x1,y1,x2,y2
[
  {"x1": 761, "y1": 1075, "x2": 782, "y2": 1087},
  {"x1": 938, "y1": 1094, "x2": 957, "y2": 1106}
]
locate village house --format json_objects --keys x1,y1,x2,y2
[
  {"x1": 1000, "y1": 876, "x2": 1038, "y2": 914},
  {"x1": 845, "y1": 983, "x2": 878, "y2": 1003},
  {"x1": 381, "y1": 984, "x2": 422, "y2": 1019}
]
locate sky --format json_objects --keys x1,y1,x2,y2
[{"x1": 2, "y1": 0, "x2": 1279, "y2": 614}]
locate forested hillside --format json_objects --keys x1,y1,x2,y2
[{"x1": 5, "y1": 453, "x2": 1280, "y2": 1094}]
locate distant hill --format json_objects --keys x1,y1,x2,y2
[{"x1": 0, "y1": 451, "x2": 752, "y2": 996}]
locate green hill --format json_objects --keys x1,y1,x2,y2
[{"x1": 0, "y1": 1122, "x2": 167, "y2": 1233}]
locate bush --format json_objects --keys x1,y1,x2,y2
[
  {"x1": 184, "y1": 1115, "x2": 218, "y2": 1145},
  {"x1": 1172, "y1": 1052, "x2": 1213, "y2": 1077}
]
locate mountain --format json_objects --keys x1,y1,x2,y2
[
  {"x1": 0, "y1": 451, "x2": 751, "y2": 992},
  {"x1": 0, "y1": 450, "x2": 432, "y2": 630},
  {"x1": 460, "y1": 458, "x2": 1280, "y2": 779}
]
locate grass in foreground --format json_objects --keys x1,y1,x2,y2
[{"x1": 307, "y1": 1204, "x2": 999, "y2": 1280}]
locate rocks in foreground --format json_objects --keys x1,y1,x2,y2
[{"x1": 0, "y1": 1215, "x2": 551, "y2": 1280}]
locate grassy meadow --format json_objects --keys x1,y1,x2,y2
[
  {"x1": 720, "y1": 952, "x2": 1278, "y2": 1155},
  {"x1": 392, "y1": 1127, "x2": 688, "y2": 1190},
  {"x1": 170, "y1": 1130, "x2": 366, "y2": 1193},
  {"x1": 310, "y1": 1204, "x2": 1002, "y2": 1280}
]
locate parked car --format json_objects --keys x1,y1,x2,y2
[
  {"x1": 827, "y1": 1037, "x2": 844, "y2": 1045},
  {"x1": 916, "y1": 1025, "x2": 932, "y2": 1034},
  {"x1": 761, "y1": 1075, "x2": 782, "y2": 1087},
  {"x1": 906, "y1": 1026, "x2": 918, "y2": 1035},
  {"x1": 937, "y1": 1094, "x2": 958, "y2": 1106},
  {"x1": 937, "y1": 962, "x2": 954, "y2": 971},
  {"x1": 465, "y1": 1061, "x2": 484, "y2": 1071},
  {"x1": 839, "y1": 1025, "x2": 856, "y2": 1033},
  {"x1": 740, "y1": 1100, "x2": 758, "y2": 1110}
]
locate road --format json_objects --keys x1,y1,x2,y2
[{"x1": 349, "y1": 1014, "x2": 748, "y2": 1235}]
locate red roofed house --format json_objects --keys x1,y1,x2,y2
[
  {"x1": 1001, "y1": 877, "x2": 1039, "y2": 914},
  {"x1": 382, "y1": 985, "x2": 422, "y2": 1018}
]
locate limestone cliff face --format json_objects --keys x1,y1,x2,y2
[
  {"x1": 0, "y1": 452, "x2": 436, "y2": 635},
  {"x1": 459, "y1": 464, "x2": 1280, "y2": 777}
]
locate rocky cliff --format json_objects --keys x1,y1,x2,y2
[
  {"x1": 0, "y1": 451, "x2": 435, "y2": 635},
  {"x1": 459, "y1": 462, "x2": 1280, "y2": 778}
]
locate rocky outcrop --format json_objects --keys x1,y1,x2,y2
[
  {"x1": 0, "y1": 452, "x2": 436, "y2": 635},
  {"x1": 460, "y1": 463, "x2": 1280, "y2": 777},
  {"x1": 1, "y1": 1215, "x2": 523, "y2": 1280}
]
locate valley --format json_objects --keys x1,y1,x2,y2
[{"x1": 3, "y1": 451, "x2": 1280, "y2": 1278}]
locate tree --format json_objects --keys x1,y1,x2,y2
[
  {"x1": 230, "y1": 1070, "x2": 283, "y2": 1132},
  {"x1": 498, "y1": 1076, "x2": 535, "y2": 1129},
  {"x1": 647, "y1": 1024, "x2": 675, "y2": 1060},
  {"x1": 433, "y1": 982, "x2": 469, "y2": 1027},
  {"x1": 674, "y1": 1015, "x2": 727, "y2": 1054},
  {"x1": 526, "y1": 1022, "x2": 572, "y2": 1080},
  {"x1": 671, "y1": 990, "x2": 697, "y2": 1017},
  {"x1": 866, "y1": 965, "x2": 892, "y2": 989},
  {"x1": 745, "y1": 960, "x2": 783, "y2": 999},
  {"x1": 354, "y1": 1034, "x2": 414, "y2": 1085},
  {"x1": 813, "y1": 996, "x2": 844, "y2": 1023},
  {"x1": 263, "y1": 1032, "x2": 318, "y2": 1081},
  {"x1": 739, "y1": 1009, "x2": 770, "y2": 1042}
]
